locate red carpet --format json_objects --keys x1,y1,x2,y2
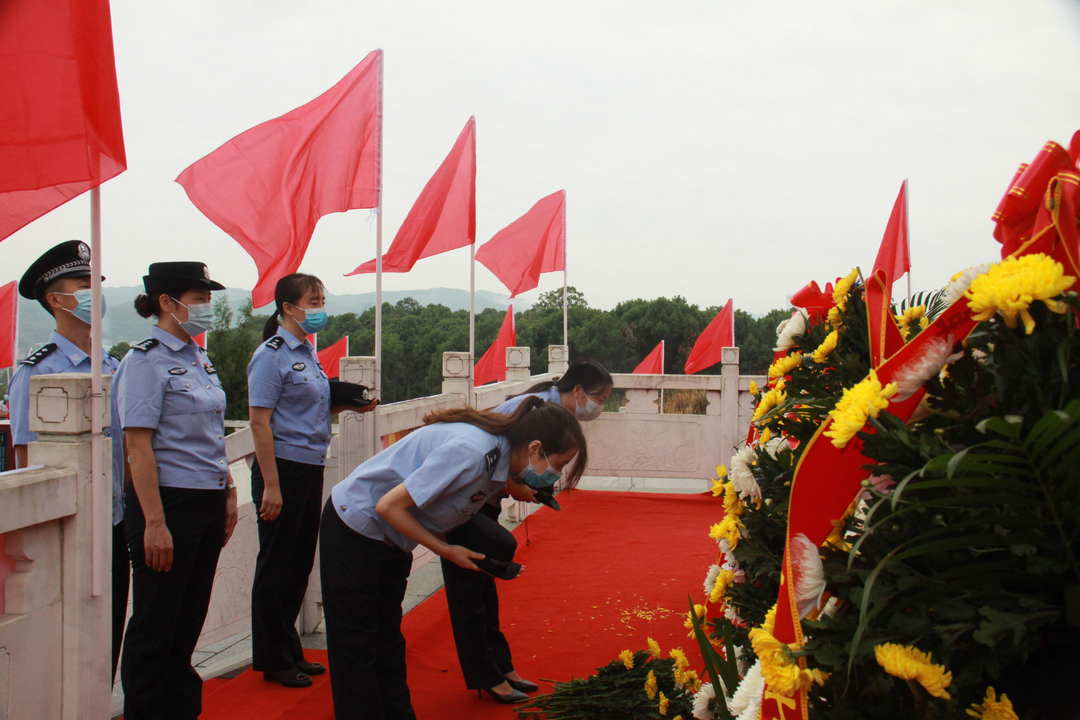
[{"x1": 200, "y1": 490, "x2": 721, "y2": 719}]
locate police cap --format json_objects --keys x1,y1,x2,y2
[
  {"x1": 142, "y1": 262, "x2": 225, "y2": 294},
  {"x1": 19, "y1": 240, "x2": 101, "y2": 300}
]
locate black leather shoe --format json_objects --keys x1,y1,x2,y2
[
  {"x1": 263, "y1": 668, "x2": 313, "y2": 688},
  {"x1": 478, "y1": 687, "x2": 529, "y2": 704},
  {"x1": 507, "y1": 677, "x2": 539, "y2": 693},
  {"x1": 295, "y1": 659, "x2": 326, "y2": 676}
]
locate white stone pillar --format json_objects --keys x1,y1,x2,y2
[
  {"x1": 548, "y1": 345, "x2": 568, "y2": 375},
  {"x1": 505, "y1": 347, "x2": 531, "y2": 384},
  {"x1": 442, "y1": 352, "x2": 471, "y2": 397},
  {"x1": 27, "y1": 373, "x2": 111, "y2": 720},
  {"x1": 339, "y1": 357, "x2": 377, "y2": 473},
  {"x1": 719, "y1": 347, "x2": 741, "y2": 459}
]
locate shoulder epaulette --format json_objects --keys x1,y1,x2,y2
[
  {"x1": 132, "y1": 338, "x2": 159, "y2": 353},
  {"x1": 266, "y1": 337, "x2": 285, "y2": 350},
  {"x1": 20, "y1": 343, "x2": 57, "y2": 366}
]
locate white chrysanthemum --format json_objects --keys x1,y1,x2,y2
[
  {"x1": 730, "y1": 446, "x2": 761, "y2": 503},
  {"x1": 942, "y1": 263, "x2": 993, "y2": 306},
  {"x1": 704, "y1": 564, "x2": 722, "y2": 595},
  {"x1": 891, "y1": 334, "x2": 963, "y2": 402},
  {"x1": 692, "y1": 682, "x2": 718, "y2": 720},
  {"x1": 729, "y1": 660, "x2": 764, "y2": 720},
  {"x1": 791, "y1": 533, "x2": 826, "y2": 619},
  {"x1": 774, "y1": 310, "x2": 809, "y2": 352},
  {"x1": 762, "y1": 435, "x2": 788, "y2": 458},
  {"x1": 718, "y1": 538, "x2": 734, "y2": 565},
  {"x1": 724, "y1": 603, "x2": 742, "y2": 625}
]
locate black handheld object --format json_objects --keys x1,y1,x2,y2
[
  {"x1": 532, "y1": 486, "x2": 561, "y2": 511},
  {"x1": 329, "y1": 380, "x2": 373, "y2": 410}
]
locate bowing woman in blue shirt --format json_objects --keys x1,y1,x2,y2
[
  {"x1": 320, "y1": 399, "x2": 588, "y2": 719},
  {"x1": 114, "y1": 263, "x2": 238, "y2": 720},
  {"x1": 247, "y1": 273, "x2": 374, "y2": 687}
]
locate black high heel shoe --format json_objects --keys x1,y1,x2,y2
[
  {"x1": 478, "y1": 686, "x2": 529, "y2": 704},
  {"x1": 263, "y1": 667, "x2": 313, "y2": 688},
  {"x1": 295, "y1": 659, "x2": 326, "y2": 676},
  {"x1": 507, "y1": 677, "x2": 539, "y2": 693}
]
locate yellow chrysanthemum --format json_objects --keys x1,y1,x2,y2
[
  {"x1": 833, "y1": 268, "x2": 859, "y2": 311},
  {"x1": 774, "y1": 377, "x2": 786, "y2": 392},
  {"x1": 748, "y1": 380, "x2": 759, "y2": 395},
  {"x1": 644, "y1": 670, "x2": 658, "y2": 700},
  {"x1": 827, "y1": 305, "x2": 843, "y2": 329},
  {"x1": 750, "y1": 626, "x2": 830, "y2": 696},
  {"x1": 709, "y1": 568, "x2": 736, "y2": 604},
  {"x1": 753, "y1": 387, "x2": 787, "y2": 423},
  {"x1": 658, "y1": 691, "x2": 669, "y2": 716},
  {"x1": 709, "y1": 514, "x2": 743, "y2": 548},
  {"x1": 769, "y1": 352, "x2": 803, "y2": 379},
  {"x1": 683, "y1": 605, "x2": 706, "y2": 635},
  {"x1": 647, "y1": 637, "x2": 662, "y2": 660},
  {"x1": 682, "y1": 669, "x2": 702, "y2": 694},
  {"x1": 919, "y1": 316, "x2": 929, "y2": 329},
  {"x1": 824, "y1": 369, "x2": 899, "y2": 448},
  {"x1": 716, "y1": 464, "x2": 728, "y2": 479},
  {"x1": 966, "y1": 253, "x2": 1075, "y2": 334},
  {"x1": 722, "y1": 482, "x2": 745, "y2": 519},
  {"x1": 710, "y1": 478, "x2": 724, "y2": 497},
  {"x1": 812, "y1": 330, "x2": 839, "y2": 363},
  {"x1": 763, "y1": 603, "x2": 777, "y2": 635},
  {"x1": 759, "y1": 427, "x2": 773, "y2": 445},
  {"x1": 966, "y1": 687, "x2": 1018, "y2": 720},
  {"x1": 895, "y1": 305, "x2": 926, "y2": 340},
  {"x1": 874, "y1": 643, "x2": 952, "y2": 700},
  {"x1": 669, "y1": 647, "x2": 689, "y2": 670},
  {"x1": 619, "y1": 649, "x2": 635, "y2": 670}
]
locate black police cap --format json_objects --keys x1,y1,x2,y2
[
  {"x1": 449, "y1": 512, "x2": 522, "y2": 580},
  {"x1": 328, "y1": 380, "x2": 373, "y2": 410},
  {"x1": 19, "y1": 240, "x2": 102, "y2": 300},
  {"x1": 142, "y1": 262, "x2": 225, "y2": 294}
]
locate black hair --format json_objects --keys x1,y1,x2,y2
[
  {"x1": 37, "y1": 276, "x2": 85, "y2": 317},
  {"x1": 424, "y1": 398, "x2": 589, "y2": 488},
  {"x1": 134, "y1": 291, "x2": 168, "y2": 319},
  {"x1": 263, "y1": 273, "x2": 326, "y2": 340},
  {"x1": 512, "y1": 358, "x2": 613, "y2": 401}
]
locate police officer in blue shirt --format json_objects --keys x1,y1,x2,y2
[
  {"x1": 114, "y1": 262, "x2": 238, "y2": 720},
  {"x1": 442, "y1": 359, "x2": 613, "y2": 703},
  {"x1": 8, "y1": 240, "x2": 129, "y2": 680},
  {"x1": 320, "y1": 399, "x2": 588, "y2": 719},
  {"x1": 248, "y1": 273, "x2": 375, "y2": 688}
]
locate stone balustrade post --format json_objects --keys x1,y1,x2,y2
[
  {"x1": 442, "y1": 352, "x2": 471, "y2": 397},
  {"x1": 505, "y1": 347, "x2": 531, "y2": 383},
  {"x1": 27, "y1": 373, "x2": 111, "y2": 719},
  {"x1": 719, "y1": 347, "x2": 741, "y2": 460},
  {"x1": 339, "y1": 357, "x2": 377, "y2": 472},
  {"x1": 547, "y1": 345, "x2": 568, "y2": 375}
]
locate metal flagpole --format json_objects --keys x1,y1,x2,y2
[
  {"x1": 89, "y1": 186, "x2": 106, "y2": 597},
  {"x1": 905, "y1": 178, "x2": 912, "y2": 306},
  {"x1": 562, "y1": 189, "x2": 568, "y2": 349},
  {"x1": 373, "y1": 50, "x2": 384, "y2": 452}
]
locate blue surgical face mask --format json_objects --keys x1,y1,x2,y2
[
  {"x1": 518, "y1": 447, "x2": 561, "y2": 489},
  {"x1": 56, "y1": 289, "x2": 106, "y2": 325},
  {"x1": 170, "y1": 297, "x2": 214, "y2": 337},
  {"x1": 294, "y1": 306, "x2": 328, "y2": 334}
]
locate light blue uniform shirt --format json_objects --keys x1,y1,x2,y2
[
  {"x1": 247, "y1": 329, "x2": 331, "y2": 466},
  {"x1": 114, "y1": 325, "x2": 229, "y2": 490},
  {"x1": 494, "y1": 386, "x2": 560, "y2": 415},
  {"x1": 331, "y1": 422, "x2": 511, "y2": 551},
  {"x1": 9, "y1": 331, "x2": 125, "y2": 524}
]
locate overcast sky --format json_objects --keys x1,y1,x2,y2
[{"x1": 6, "y1": 0, "x2": 1080, "y2": 315}]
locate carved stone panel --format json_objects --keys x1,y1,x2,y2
[
  {"x1": 583, "y1": 417, "x2": 708, "y2": 475},
  {"x1": 198, "y1": 503, "x2": 258, "y2": 647}
]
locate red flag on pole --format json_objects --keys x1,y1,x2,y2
[
  {"x1": 0, "y1": 281, "x2": 17, "y2": 367},
  {"x1": 349, "y1": 117, "x2": 476, "y2": 275},
  {"x1": 871, "y1": 181, "x2": 910, "y2": 285},
  {"x1": 475, "y1": 190, "x2": 565, "y2": 297},
  {"x1": 474, "y1": 306, "x2": 515, "y2": 387},
  {"x1": 684, "y1": 299, "x2": 734, "y2": 375},
  {"x1": 633, "y1": 340, "x2": 664, "y2": 374},
  {"x1": 192, "y1": 332, "x2": 207, "y2": 350},
  {"x1": 0, "y1": 0, "x2": 127, "y2": 241},
  {"x1": 177, "y1": 50, "x2": 382, "y2": 308},
  {"x1": 317, "y1": 336, "x2": 349, "y2": 379}
]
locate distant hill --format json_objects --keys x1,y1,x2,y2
[{"x1": 16, "y1": 287, "x2": 523, "y2": 359}]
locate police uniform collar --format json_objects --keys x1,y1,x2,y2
[
  {"x1": 150, "y1": 324, "x2": 190, "y2": 352},
  {"x1": 276, "y1": 328, "x2": 305, "y2": 350},
  {"x1": 49, "y1": 331, "x2": 88, "y2": 366}
]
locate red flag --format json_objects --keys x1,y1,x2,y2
[
  {"x1": 192, "y1": 332, "x2": 207, "y2": 350},
  {"x1": 177, "y1": 51, "x2": 382, "y2": 308},
  {"x1": 871, "y1": 181, "x2": 910, "y2": 285},
  {"x1": 307, "y1": 333, "x2": 317, "y2": 350},
  {"x1": 475, "y1": 190, "x2": 565, "y2": 297},
  {"x1": 633, "y1": 340, "x2": 664, "y2": 374},
  {"x1": 864, "y1": 268, "x2": 906, "y2": 367},
  {"x1": 0, "y1": 0, "x2": 127, "y2": 241},
  {"x1": 0, "y1": 281, "x2": 17, "y2": 367},
  {"x1": 474, "y1": 306, "x2": 515, "y2": 387},
  {"x1": 349, "y1": 117, "x2": 476, "y2": 275},
  {"x1": 317, "y1": 336, "x2": 349, "y2": 379},
  {"x1": 684, "y1": 299, "x2": 734, "y2": 375}
]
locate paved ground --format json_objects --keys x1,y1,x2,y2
[{"x1": 110, "y1": 476, "x2": 704, "y2": 717}]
